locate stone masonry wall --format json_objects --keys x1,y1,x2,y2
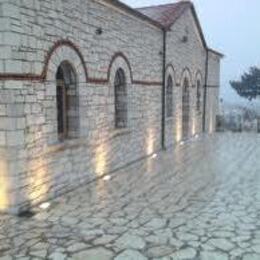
[
  {"x1": 206, "y1": 51, "x2": 221, "y2": 133},
  {"x1": 0, "y1": 0, "x2": 163, "y2": 213},
  {"x1": 0, "y1": 79, "x2": 28, "y2": 212},
  {"x1": 0, "y1": 0, "x2": 221, "y2": 213},
  {"x1": 165, "y1": 9, "x2": 206, "y2": 147},
  {"x1": 0, "y1": 0, "x2": 163, "y2": 79},
  {"x1": 3, "y1": 79, "x2": 161, "y2": 213}
]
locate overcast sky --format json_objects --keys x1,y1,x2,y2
[{"x1": 122, "y1": 0, "x2": 260, "y2": 107}]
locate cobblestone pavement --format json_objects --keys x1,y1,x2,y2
[{"x1": 1, "y1": 133, "x2": 260, "y2": 260}]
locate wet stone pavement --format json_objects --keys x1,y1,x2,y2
[{"x1": 1, "y1": 133, "x2": 260, "y2": 260}]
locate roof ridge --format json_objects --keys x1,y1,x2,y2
[{"x1": 136, "y1": 1, "x2": 191, "y2": 10}]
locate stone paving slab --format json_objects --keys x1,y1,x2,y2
[{"x1": 1, "y1": 133, "x2": 260, "y2": 260}]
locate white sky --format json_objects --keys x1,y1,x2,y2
[{"x1": 122, "y1": 0, "x2": 260, "y2": 107}]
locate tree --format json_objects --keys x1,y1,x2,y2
[{"x1": 230, "y1": 66, "x2": 260, "y2": 100}]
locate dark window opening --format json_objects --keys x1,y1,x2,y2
[
  {"x1": 182, "y1": 77, "x2": 190, "y2": 140},
  {"x1": 114, "y1": 68, "x2": 127, "y2": 128},
  {"x1": 166, "y1": 75, "x2": 173, "y2": 118},
  {"x1": 196, "y1": 79, "x2": 201, "y2": 112},
  {"x1": 56, "y1": 61, "x2": 78, "y2": 141}
]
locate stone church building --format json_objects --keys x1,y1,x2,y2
[{"x1": 0, "y1": 0, "x2": 222, "y2": 213}]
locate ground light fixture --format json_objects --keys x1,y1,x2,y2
[
  {"x1": 103, "y1": 175, "x2": 111, "y2": 181},
  {"x1": 152, "y1": 153, "x2": 158, "y2": 159},
  {"x1": 39, "y1": 202, "x2": 51, "y2": 210}
]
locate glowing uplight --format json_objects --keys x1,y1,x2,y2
[
  {"x1": 146, "y1": 128, "x2": 155, "y2": 155},
  {"x1": 175, "y1": 104, "x2": 182, "y2": 143},
  {"x1": 103, "y1": 175, "x2": 111, "y2": 181},
  {"x1": 192, "y1": 118, "x2": 196, "y2": 136},
  {"x1": 209, "y1": 112, "x2": 214, "y2": 133},
  {"x1": 176, "y1": 127, "x2": 182, "y2": 143},
  {"x1": 0, "y1": 159, "x2": 9, "y2": 211},
  {"x1": 27, "y1": 128, "x2": 50, "y2": 205},
  {"x1": 28, "y1": 156, "x2": 50, "y2": 204},
  {"x1": 39, "y1": 202, "x2": 51, "y2": 210},
  {"x1": 145, "y1": 128, "x2": 156, "y2": 173},
  {"x1": 95, "y1": 142, "x2": 108, "y2": 177}
]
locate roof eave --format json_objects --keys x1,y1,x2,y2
[
  {"x1": 102, "y1": 0, "x2": 225, "y2": 58},
  {"x1": 103, "y1": 0, "x2": 164, "y2": 30},
  {"x1": 207, "y1": 48, "x2": 225, "y2": 58},
  {"x1": 163, "y1": 3, "x2": 207, "y2": 49},
  {"x1": 159, "y1": 3, "x2": 193, "y2": 31},
  {"x1": 189, "y1": 3, "x2": 207, "y2": 49}
]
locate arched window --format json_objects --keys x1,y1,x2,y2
[
  {"x1": 56, "y1": 61, "x2": 79, "y2": 141},
  {"x1": 196, "y1": 79, "x2": 201, "y2": 112},
  {"x1": 114, "y1": 68, "x2": 127, "y2": 128},
  {"x1": 182, "y1": 77, "x2": 190, "y2": 139},
  {"x1": 183, "y1": 77, "x2": 189, "y2": 91},
  {"x1": 166, "y1": 75, "x2": 173, "y2": 118}
]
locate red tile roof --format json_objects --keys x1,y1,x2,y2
[
  {"x1": 136, "y1": 1, "x2": 192, "y2": 29},
  {"x1": 106, "y1": 0, "x2": 223, "y2": 57}
]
